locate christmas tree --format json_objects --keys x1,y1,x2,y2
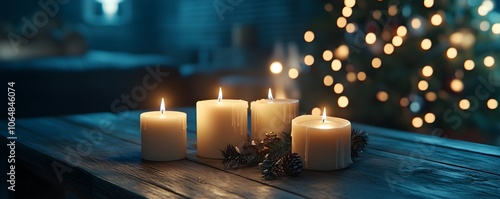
[{"x1": 296, "y1": 0, "x2": 500, "y2": 145}]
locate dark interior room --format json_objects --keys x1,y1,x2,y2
[{"x1": 1, "y1": 0, "x2": 499, "y2": 198}]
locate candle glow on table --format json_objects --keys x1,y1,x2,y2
[
  {"x1": 140, "y1": 98, "x2": 187, "y2": 161},
  {"x1": 197, "y1": 88, "x2": 248, "y2": 159},
  {"x1": 251, "y1": 88, "x2": 299, "y2": 140},
  {"x1": 291, "y1": 108, "x2": 352, "y2": 170}
]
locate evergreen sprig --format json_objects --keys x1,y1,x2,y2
[{"x1": 351, "y1": 129, "x2": 369, "y2": 159}]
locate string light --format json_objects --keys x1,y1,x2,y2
[
  {"x1": 344, "y1": 0, "x2": 356, "y2": 8},
  {"x1": 459, "y1": 99, "x2": 470, "y2": 110},
  {"x1": 304, "y1": 55, "x2": 314, "y2": 66},
  {"x1": 331, "y1": 59, "x2": 342, "y2": 71},
  {"x1": 484, "y1": 56, "x2": 495, "y2": 67},
  {"x1": 346, "y1": 23, "x2": 356, "y2": 33},
  {"x1": 323, "y1": 50, "x2": 333, "y2": 61},
  {"x1": 323, "y1": 75, "x2": 334, "y2": 86},
  {"x1": 338, "y1": 96, "x2": 349, "y2": 108},
  {"x1": 392, "y1": 36, "x2": 403, "y2": 47},
  {"x1": 334, "y1": 83, "x2": 344, "y2": 94},
  {"x1": 412, "y1": 117, "x2": 423, "y2": 128},
  {"x1": 423, "y1": 0, "x2": 434, "y2": 8},
  {"x1": 304, "y1": 31, "x2": 314, "y2": 42},
  {"x1": 464, "y1": 60, "x2": 475, "y2": 70},
  {"x1": 422, "y1": 65, "x2": 433, "y2": 77},
  {"x1": 372, "y1": 57, "x2": 382, "y2": 68},
  {"x1": 288, "y1": 68, "x2": 299, "y2": 79},
  {"x1": 421, "y1": 38, "x2": 432, "y2": 50},
  {"x1": 487, "y1": 99, "x2": 498, "y2": 109},
  {"x1": 377, "y1": 91, "x2": 389, "y2": 102}
]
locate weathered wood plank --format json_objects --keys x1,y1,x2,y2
[
  {"x1": 15, "y1": 116, "x2": 302, "y2": 198},
  {"x1": 65, "y1": 109, "x2": 500, "y2": 198}
]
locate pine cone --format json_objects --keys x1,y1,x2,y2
[
  {"x1": 282, "y1": 153, "x2": 303, "y2": 177},
  {"x1": 263, "y1": 132, "x2": 280, "y2": 146}
]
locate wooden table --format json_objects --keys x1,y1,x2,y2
[{"x1": 4, "y1": 107, "x2": 500, "y2": 198}]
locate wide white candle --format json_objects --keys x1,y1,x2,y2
[
  {"x1": 250, "y1": 88, "x2": 298, "y2": 140},
  {"x1": 141, "y1": 98, "x2": 187, "y2": 161},
  {"x1": 197, "y1": 88, "x2": 248, "y2": 159},
  {"x1": 291, "y1": 108, "x2": 352, "y2": 170}
]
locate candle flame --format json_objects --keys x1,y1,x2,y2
[
  {"x1": 322, "y1": 107, "x2": 326, "y2": 123},
  {"x1": 268, "y1": 88, "x2": 274, "y2": 101},
  {"x1": 218, "y1": 87, "x2": 222, "y2": 102},
  {"x1": 160, "y1": 98, "x2": 165, "y2": 115}
]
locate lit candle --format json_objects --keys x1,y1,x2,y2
[
  {"x1": 291, "y1": 108, "x2": 352, "y2": 170},
  {"x1": 250, "y1": 88, "x2": 299, "y2": 140},
  {"x1": 197, "y1": 88, "x2": 248, "y2": 159},
  {"x1": 140, "y1": 98, "x2": 187, "y2": 161}
]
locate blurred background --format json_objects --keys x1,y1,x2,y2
[{"x1": 0, "y1": 0, "x2": 499, "y2": 146}]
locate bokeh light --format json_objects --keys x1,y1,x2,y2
[
  {"x1": 412, "y1": 117, "x2": 423, "y2": 128},
  {"x1": 480, "y1": 21, "x2": 490, "y2": 31},
  {"x1": 338, "y1": 96, "x2": 349, "y2": 108},
  {"x1": 270, "y1": 62, "x2": 282, "y2": 74},
  {"x1": 377, "y1": 91, "x2": 389, "y2": 102},
  {"x1": 487, "y1": 99, "x2": 498, "y2": 109},
  {"x1": 388, "y1": 5, "x2": 398, "y2": 16},
  {"x1": 446, "y1": 47, "x2": 458, "y2": 59},
  {"x1": 323, "y1": 50, "x2": 333, "y2": 61},
  {"x1": 357, "y1": 71, "x2": 367, "y2": 81},
  {"x1": 392, "y1": 36, "x2": 403, "y2": 47},
  {"x1": 324, "y1": 3, "x2": 333, "y2": 12},
  {"x1": 411, "y1": 18, "x2": 422, "y2": 29},
  {"x1": 400, "y1": 97, "x2": 409, "y2": 107},
  {"x1": 484, "y1": 56, "x2": 495, "y2": 67},
  {"x1": 365, "y1": 33, "x2": 377, "y2": 45},
  {"x1": 464, "y1": 60, "x2": 475, "y2": 70},
  {"x1": 342, "y1": 7, "x2": 353, "y2": 17},
  {"x1": 422, "y1": 65, "x2": 433, "y2": 77},
  {"x1": 304, "y1": 31, "x2": 314, "y2": 42},
  {"x1": 337, "y1": 17, "x2": 347, "y2": 28},
  {"x1": 430, "y1": 14, "x2": 442, "y2": 26},
  {"x1": 304, "y1": 55, "x2": 315, "y2": 66},
  {"x1": 459, "y1": 99, "x2": 470, "y2": 110},
  {"x1": 334, "y1": 83, "x2": 344, "y2": 94},
  {"x1": 288, "y1": 68, "x2": 299, "y2": 79},
  {"x1": 331, "y1": 59, "x2": 342, "y2": 71},
  {"x1": 424, "y1": 0, "x2": 434, "y2": 8},
  {"x1": 323, "y1": 75, "x2": 334, "y2": 86},
  {"x1": 346, "y1": 23, "x2": 356, "y2": 33},
  {"x1": 344, "y1": 0, "x2": 356, "y2": 8},
  {"x1": 492, "y1": 23, "x2": 500, "y2": 34},
  {"x1": 421, "y1": 38, "x2": 432, "y2": 50},
  {"x1": 397, "y1": 26, "x2": 407, "y2": 37},
  {"x1": 424, "y1": 113, "x2": 436, "y2": 123},
  {"x1": 346, "y1": 72, "x2": 357, "y2": 82},
  {"x1": 372, "y1": 57, "x2": 382, "y2": 68},
  {"x1": 418, "y1": 80, "x2": 429, "y2": 91},
  {"x1": 450, "y1": 79, "x2": 464, "y2": 92},
  {"x1": 335, "y1": 45, "x2": 350, "y2": 60},
  {"x1": 425, "y1": 92, "x2": 437, "y2": 101},
  {"x1": 311, "y1": 107, "x2": 321, "y2": 116},
  {"x1": 384, "y1": 43, "x2": 394, "y2": 54}
]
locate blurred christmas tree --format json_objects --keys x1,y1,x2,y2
[{"x1": 297, "y1": 0, "x2": 500, "y2": 145}]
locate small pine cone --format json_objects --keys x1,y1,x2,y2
[
  {"x1": 283, "y1": 153, "x2": 303, "y2": 177},
  {"x1": 263, "y1": 132, "x2": 280, "y2": 146}
]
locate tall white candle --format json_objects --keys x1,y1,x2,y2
[
  {"x1": 141, "y1": 98, "x2": 187, "y2": 161},
  {"x1": 250, "y1": 88, "x2": 298, "y2": 140},
  {"x1": 291, "y1": 108, "x2": 352, "y2": 170},
  {"x1": 197, "y1": 88, "x2": 248, "y2": 159}
]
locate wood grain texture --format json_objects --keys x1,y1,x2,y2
[{"x1": 4, "y1": 107, "x2": 500, "y2": 198}]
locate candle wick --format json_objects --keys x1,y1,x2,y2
[{"x1": 322, "y1": 118, "x2": 325, "y2": 123}]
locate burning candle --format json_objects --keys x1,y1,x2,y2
[
  {"x1": 250, "y1": 88, "x2": 298, "y2": 140},
  {"x1": 140, "y1": 98, "x2": 187, "y2": 161},
  {"x1": 291, "y1": 108, "x2": 352, "y2": 170},
  {"x1": 196, "y1": 88, "x2": 248, "y2": 159}
]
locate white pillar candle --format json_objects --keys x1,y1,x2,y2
[
  {"x1": 141, "y1": 98, "x2": 187, "y2": 161},
  {"x1": 250, "y1": 88, "x2": 298, "y2": 140},
  {"x1": 291, "y1": 108, "x2": 352, "y2": 170},
  {"x1": 197, "y1": 88, "x2": 248, "y2": 159}
]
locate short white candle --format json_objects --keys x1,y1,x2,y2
[
  {"x1": 197, "y1": 88, "x2": 248, "y2": 159},
  {"x1": 141, "y1": 98, "x2": 187, "y2": 161},
  {"x1": 291, "y1": 108, "x2": 352, "y2": 170},
  {"x1": 250, "y1": 88, "x2": 298, "y2": 140}
]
